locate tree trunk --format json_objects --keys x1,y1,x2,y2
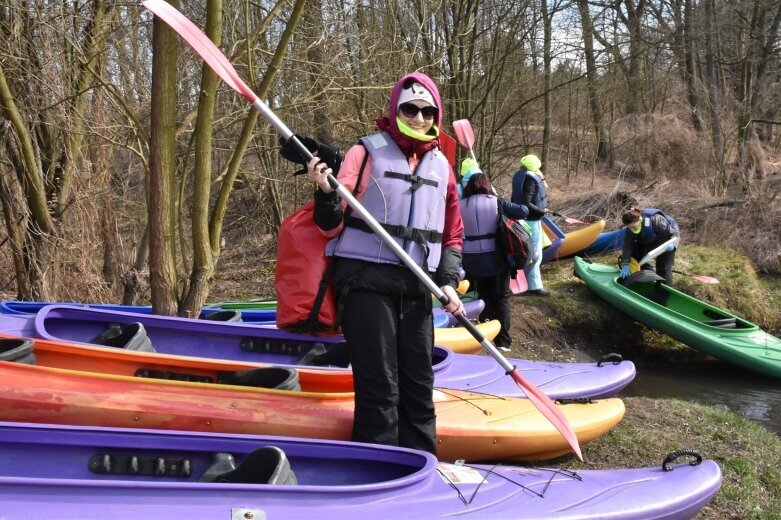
[
  {"x1": 703, "y1": 0, "x2": 725, "y2": 194},
  {"x1": 541, "y1": 0, "x2": 552, "y2": 168},
  {"x1": 148, "y1": 4, "x2": 180, "y2": 315},
  {"x1": 577, "y1": 0, "x2": 609, "y2": 161},
  {"x1": 179, "y1": 0, "x2": 223, "y2": 316}
]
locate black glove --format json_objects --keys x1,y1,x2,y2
[{"x1": 279, "y1": 134, "x2": 343, "y2": 176}]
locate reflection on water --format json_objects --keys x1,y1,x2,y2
[{"x1": 622, "y1": 363, "x2": 781, "y2": 435}]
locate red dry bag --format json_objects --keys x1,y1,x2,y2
[{"x1": 275, "y1": 201, "x2": 339, "y2": 335}]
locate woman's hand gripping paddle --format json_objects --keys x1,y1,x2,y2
[{"x1": 142, "y1": 0, "x2": 582, "y2": 461}]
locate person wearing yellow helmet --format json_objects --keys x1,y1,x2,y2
[
  {"x1": 458, "y1": 158, "x2": 482, "y2": 198},
  {"x1": 510, "y1": 154, "x2": 549, "y2": 296}
]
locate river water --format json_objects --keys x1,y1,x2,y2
[{"x1": 621, "y1": 363, "x2": 781, "y2": 435}]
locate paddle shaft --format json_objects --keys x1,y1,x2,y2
[{"x1": 637, "y1": 236, "x2": 679, "y2": 266}]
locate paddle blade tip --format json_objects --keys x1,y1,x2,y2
[{"x1": 508, "y1": 370, "x2": 583, "y2": 460}]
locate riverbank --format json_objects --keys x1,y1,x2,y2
[{"x1": 505, "y1": 247, "x2": 781, "y2": 518}]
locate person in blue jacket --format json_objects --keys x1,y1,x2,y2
[
  {"x1": 620, "y1": 207, "x2": 680, "y2": 285},
  {"x1": 511, "y1": 154, "x2": 549, "y2": 296},
  {"x1": 460, "y1": 173, "x2": 528, "y2": 350}
]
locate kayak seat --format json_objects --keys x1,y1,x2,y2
[
  {"x1": 91, "y1": 323, "x2": 155, "y2": 353},
  {"x1": 0, "y1": 338, "x2": 36, "y2": 365},
  {"x1": 217, "y1": 366, "x2": 300, "y2": 391},
  {"x1": 198, "y1": 447, "x2": 297, "y2": 485},
  {"x1": 703, "y1": 317, "x2": 737, "y2": 329},
  {"x1": 200, "y1": 310, "x2": 242, "y2": 322},
  {"x1": 297, "y1": 342, "x2": 351, "y2": 368}
]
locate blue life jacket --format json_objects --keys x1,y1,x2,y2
[
  {"x1": 460, "y1": 194, "x2": 498, "y2": 254},
  {"x1": 639, "y1": 208, "x2": 679, "y2": 245},
  {"x1": 327, "y1": 132, "x2": 449, "y2": 272}
]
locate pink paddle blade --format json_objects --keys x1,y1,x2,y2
[
  {"x1": 510, "y1": 271, "x2": 528, "y2": 294},
  {"x1": 690, "y1": 274, "x2": 719, "y2": 284},
  {"x1": 510, "y1": 370, "x2": 583, "y2": 461},
  {"x1": 142, "y1": 0, "x2": 257, "y2": 103},
  {"x1": 452, "y1": 119, "x2": 476, "y2": 149},
  {"x1": 550, "y1": 211, "x2": 586, "y2": 225}
]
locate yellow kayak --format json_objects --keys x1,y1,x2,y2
[
  {"x1": 543, "y1": 219, "x2": 605, "y2": 259},
  {"x1": 435, "y1": 320, "x2": 500, "y2": 354}
]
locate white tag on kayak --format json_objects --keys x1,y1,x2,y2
[{"x1": 437, "y1": 463, "x2": 486, "y2": 484}]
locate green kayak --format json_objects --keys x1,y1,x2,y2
[
  {"x1": 207, "y1": 300, "x2": 277, "y2": 311},
  {"x1": 573, "y1": 256, "x2": 781, "y2": 379}
]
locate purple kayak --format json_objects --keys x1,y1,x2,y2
[
  {"x1": 0, "y1": 305, "x2": 636, "y2": 400},
  {"x1": 0, "y1": 421, "x2": 721, "y2": 519},
  {"x1": 0, "y1": 299, "x2": 482, "y2": 329}
]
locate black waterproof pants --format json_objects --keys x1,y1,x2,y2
[
  {"x1": 335, "y1": 258, "x2": 437, "y2": 455},
  {"x1": 637, "y1": 249, "x2": 675, "y2": 285},
  {"x1": 474, "y1": 271, "x2": 512, "y2": 349}
]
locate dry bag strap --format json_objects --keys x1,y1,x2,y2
[{"x1": 309, "y1": 146, "x2": 370, "y2": 329}]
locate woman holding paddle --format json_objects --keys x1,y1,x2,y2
[
  {"x1": 460, "y1": 173, "x2": 528, "y2": 351},
  {"x1": 306, "y1": 72, "x2": 464, "y2": 455}
]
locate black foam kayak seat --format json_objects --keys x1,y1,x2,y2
[
  {"x1": 217, "y1": 366, "x2": 300, "y2": 391},
  {"x1": 297, "y1": 341, "x2": 351, "y2": 368},
  {"x1": 200, "y1": 310, "x2": 242, "y2": 322},
  {"x1": 91, "y1": 323, "x2": 155, "y2": 353},
  {"x1": 198, "y1": 447, "x2": 297, "y2": 485},
  {"x1": 0, "y1": 338, "x2": 36, "y2": 365},
  {"x1": 703, "y1": 317, "x2": 737, "y2": 329}
]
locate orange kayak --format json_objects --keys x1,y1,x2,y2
[{"x1": 0, "y1": 336, "x2": 625, "y2": 462}]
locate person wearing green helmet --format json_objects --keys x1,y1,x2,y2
[
  {"x1": 511, "y1": 154, "x2": 550, "y2": 296},
  {"x1": 458, "y1": 158, "x2": 482, "y2": 198}
]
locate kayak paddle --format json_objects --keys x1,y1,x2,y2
[
  {"x1": 550, "y1": 211, "x2": 587, "y2": 225},
  {"x1": 141, "y1": 0, "x2": 583, "y2": 461},
  {"x1": 673, "y1": 270, "x2": 719, "y2": 284}
]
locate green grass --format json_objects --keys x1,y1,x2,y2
[{"x1": 538, "y1": 398, "x2": 781, "y2": 520}]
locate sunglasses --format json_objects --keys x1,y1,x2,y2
[{"x1": 399, "y1": 103, "x2": 438, "y2": 121}]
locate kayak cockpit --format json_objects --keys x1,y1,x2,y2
[
  {"x1": 620, "y1": 274, "x2": 755, "y2": 330},
  {"x1": 0, "y1": 422, "x2": 433, "y2": 488}
]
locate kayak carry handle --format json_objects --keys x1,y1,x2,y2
[
  {"x1": 597, "y1": 353, "x2": 623, "y2": 367},
  {"x1": 555, "y1": 398, "x2": 594, "y2": 405},
  {"x1": 662, "y1": 449, "x2": 703, "y2": 471}
]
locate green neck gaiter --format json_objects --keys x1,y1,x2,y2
[{"x1": 397, "y1": 117, "x2": 438, "y2": 142}]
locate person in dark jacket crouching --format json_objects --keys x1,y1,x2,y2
[
  {"x1": 460, "y1": 173, "x2": 528, "y2": 351},
  {"x1": 620, "y1": 207, "x2": 680, "y2": 285},
  {"x1": 306, "y1": 72, "x2": 464, "y2": 455}
]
